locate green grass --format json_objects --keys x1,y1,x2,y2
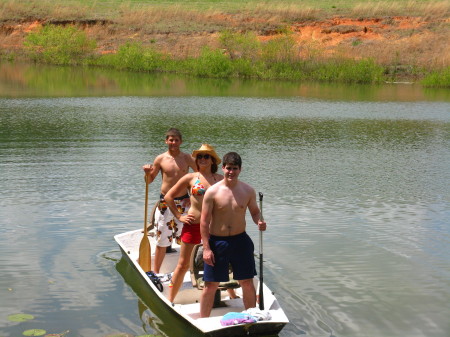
[
  {"x1": 1, "y1": 0, "x2": 448, "y2": 21},
  {"x1": 421, "y1": 67, "x2": 450, "y2": 88},
  {"x1": 89, "y1": 29, "x2": 385, "y2": 83},
  {"x1": 99, "y1": 42, "x2": 166, "y2": 72},
  {"x1": 16, "y1": 24, "x2": 388, "y2": 83},
  {"x1": 6, "y1": 0, "x2": 443, "y2": 10},
  {"x1": 24, "y1": 25, "x2": 96, "y2": 65}
]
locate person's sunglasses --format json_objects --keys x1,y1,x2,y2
[{"x1": 197, "y1": 154, "x2": 211, "y2": 160}]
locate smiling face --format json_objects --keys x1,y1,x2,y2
[
  {"x1": 221, "y1": 152, "x2": 242, "y2": 181},
  {"x1": 196, "y1": 154, "x2": 219, "y2": 173},
  {"x1": 165, "y1": 135, "x2": 182, "y2": 151},
  {"x1": 196, "y1": 153, "x2": 211, "y2": 167},
  {"x1": 222, "y1": 164, "x2": 241, "y2": 181}
]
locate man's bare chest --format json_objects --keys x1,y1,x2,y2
[
  {"x1": 160, "y1": 157, "x2": 188, "y2": 176},
  {"x1": 216, "y1": 194, "x2": 247, "y2": 212}
]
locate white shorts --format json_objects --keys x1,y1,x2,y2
[{"x1": 155, "y1": 194, "x2": 189, "y2": 247}]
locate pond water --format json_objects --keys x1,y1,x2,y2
[{"x1": 0, "y1": 62, "x2": 449, "y2": 337}]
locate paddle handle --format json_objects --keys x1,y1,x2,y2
[
  {"x1": 144, "y1": 181, "x2": 149, "y2": 233},
  {"x1": 258, "y1": 192, "x2": 264, "y2": 310}
]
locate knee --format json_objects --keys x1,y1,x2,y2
[
  {"x1": 176, "y1": 262, "x2": 190, "y2": 273},
  {"x1": 203, "y1": 282, "x2": 219, "y2": 294},
  {"x1": 239, "y1": 279, "x2": 255, "y2": 289}
]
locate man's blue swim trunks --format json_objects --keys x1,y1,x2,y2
[{"x1": 204, "y1": 231, "x2": 256, "y2": 282}]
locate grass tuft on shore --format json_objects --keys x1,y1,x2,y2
[
  {"x1": 422, "y1": 67, "x2": 450, "y2": 87},
  {"x1": 24, "y1": 25, "x2": 96, "y2": 64}
]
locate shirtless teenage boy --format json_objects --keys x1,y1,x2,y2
[
  {"x1": 199, "y1": 152, "x2": 266, "y2": 317},
  {"x1": 143, "y1": 128, "x2": 197, "y2": 274}
]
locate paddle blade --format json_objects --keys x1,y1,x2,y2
[
  {"x1": 139, "y1": 233, "x2": 151, "y2": 272},
  {"x1": 139, "y1": 181, "x2": 151, "y2": 272}
]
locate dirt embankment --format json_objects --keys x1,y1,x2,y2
[{"x1": 1, "y1": 14, "x2": 449, "y2": 72}]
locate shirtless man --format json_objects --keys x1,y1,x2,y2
[
  {"x1": 143, "y1": 128, "x2": 197, "y2": 274},
  {"x1": 199, "y1": 152, "x2": 266, "y2": 317}
]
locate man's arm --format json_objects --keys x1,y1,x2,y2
[
  {"x1": 143, "y1": 156, "x2": 161, "y2": 184},
  {"x1": 200, "y1": 189, "x2": 215, "y2": 266},
  {"x1": 248, "y1": 188, "x2": 267, "y2": 231}
]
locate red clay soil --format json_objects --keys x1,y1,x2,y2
[{"x1": 1, "y1": 16, "x2": 449, "y2": 70}]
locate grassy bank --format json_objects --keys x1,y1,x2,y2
[
  {"x1": 23, "y1": 25, "x2": 384, "y2": 84},
  {"x1": 1, "y1": 0, "x2": 450, "y2": 86}
]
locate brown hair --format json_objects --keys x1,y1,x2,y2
[
  {"x1": 165, "y1": 128, "x2": 182, "y2": 141},
  {"x1": 222, "y1": 152, "x2": 242, "y2": 169}
]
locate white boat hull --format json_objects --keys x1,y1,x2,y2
[{"x1": 114, "y1": 229, "x2": 289, "y2": 336}]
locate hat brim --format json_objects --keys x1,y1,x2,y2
[{"x1": 192, "y1": 150, "x2": 221, "y2": 165}]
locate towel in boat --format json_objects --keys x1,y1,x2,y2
[
  {"x1": 220, "y1": 307, "x2": 273, "y2": 326},
  {"x1": 244, "y1": 307, "x2": 272, "y2": 321},
  {"x1": 220, "y1": 312, "x2": 257, "y2": 326}
]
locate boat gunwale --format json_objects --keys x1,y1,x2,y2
[{"x1": 114, "y1": 229, "x2": 289, "y2": 336}]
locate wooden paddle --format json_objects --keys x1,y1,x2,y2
[
  {"x1": 139, "y1": 177, "x2": 152, "y2": 272},
  {"x1": 258, "y1": 192, "x2": 265, "y2": 310}
]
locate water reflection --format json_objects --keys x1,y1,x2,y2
[
  {"x1": 115, "y1": 257, "x2": 203, "y2": 337},
  {"x1": 1, "y1": 61, "x2": 450, "y2": 101}
]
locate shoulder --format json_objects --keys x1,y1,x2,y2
[
  {"x1": 180, "y1": 172, "x2": 196, "y2": 183},
  {"x1": 153, "y1": 152, "x2": 166, "y2": 163},
  {"x1": 181, "y1": 151, "x2": 194, "y2": 160},
  {"x1": 239, "y1": 180, "x2": 254, "y2": 191},
  {"x1": 206, "y1": 180, "x2": 223, "y2": 194},
  {"x1": 187, "y1": 172, "x2": 197, "y2": 180},
  {"x1": 181, "y1": 152, "x2": 196, "y2": 166},
  {"x1": 239, "y1": 181, "x2": 256, "y2": 196}
]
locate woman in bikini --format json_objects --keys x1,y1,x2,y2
[{"x1": 165, "y1": 144, "x2": 224, "y2": 303}]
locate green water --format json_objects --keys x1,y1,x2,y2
[
  {"x1": 0, "y1": 61, "x2": 449, "y2": 337},
  {"x1": 1, "y1": 61, "x2": 450, "y2": 101}
]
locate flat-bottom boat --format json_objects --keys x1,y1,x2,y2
[{"x1": 114, "y1": 228, "x2": 289, "y2": 336}]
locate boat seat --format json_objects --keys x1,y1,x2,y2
[{"x1": 189, "y1": 244, "x2": 240, "y2": 306}]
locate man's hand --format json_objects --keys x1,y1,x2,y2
[
  {"x1": 258, "y1": 220, "x2": 266, "y2": 231},
  {"x1": 203, "y1": 248, "x2": 215, "y2": 266},
  {"x1": 142, "y1": 164, "x2": 153, "y2": 184}
]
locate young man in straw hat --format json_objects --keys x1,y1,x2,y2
[
  {"x1": 142, "y1": 128, "x2": 196, "y2": 274},
  {"x1": 199, "y1": 152, "x2": 266, "y2": 317}
]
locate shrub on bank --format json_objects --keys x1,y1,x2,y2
[
  {"x1": 309, "y1": 58, "x2": 384, "y2": 83},
  {"x1": 220, "y1": 30, "x2": 260, "y2": 60},
  {"x1": 217, "y1": 31, "x2": 383, "y2": 83},
  {"x1": 260, "y1": 34, "x2": 298, "y2": 64},
  {"x1": 98, "y1": 42, "x2": 165, "y2": 72},
  {"x1": 24, "y1": 25, "x2": 96, "y2": 65},
  {"x1": 192, "y1": 47, "x2": 233, "y2": 78},
  {"x1": 421, "y1": 67, "x2": 450, "y2": 88}
]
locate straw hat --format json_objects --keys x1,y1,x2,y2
[{"x1": 192, "y1": 144, "x2": 221, "y2": 164}]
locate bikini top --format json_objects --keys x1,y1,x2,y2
[
  {"x1": 191, "y1": 176, "x2": 207, "y2": 196},
  {"x1": 191, "y1": 174, "x2": 216, "y2": 196}
]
